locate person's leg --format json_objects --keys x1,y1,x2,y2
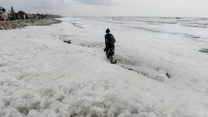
[
  {"x1": 112, "y1": 44, "x2": 115, "y2": 56},
  {"x1": 106, "y1": 50, "x2": 109, "y2": 58},
  {"x1": 108, "y1": 44, "x2": 115, "y2": 58},
  {"x1": 107, "y1": 44, "x2": 113, "y2": 58}
]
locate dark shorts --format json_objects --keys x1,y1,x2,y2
[{"x1": 106, "y1": 43, "x2": 115, "y2": 58}]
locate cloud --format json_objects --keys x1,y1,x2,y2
[
  {"x1": 2, "y1": 0, "x2": 208, "y2": 17},
  {"x1": 2, "y1": 0, "x2": 70, "y2": 12},
  {"x1": 73, "y1": 0, "x2": 117, "y2": 6},
  {"x1": 1, "y1": 0, "x2": 116, "y2": 15}
]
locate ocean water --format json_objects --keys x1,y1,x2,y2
[{"x1": 69, "y1": 16, "x2": 208, "y2": 40}]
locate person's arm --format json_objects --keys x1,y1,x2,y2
[
  {"x1": 104, "y1": 35, "x2": 107, "y2": 51},
  {"x1": 112, "y1": 34, "x2": 116, "y2": 43},
  {"x1": 105, "y1": 39, "x2": 108, "y2": 47}
]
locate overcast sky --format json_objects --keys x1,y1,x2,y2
[{"x1": 1, "y1": 0, "x2": 208, "y2": 17}]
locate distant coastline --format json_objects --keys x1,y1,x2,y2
[
  {"x1": 0, "y1": 6, "x2": 62, "y2": 30},
  {"x1": 0, "y1": 18, "x2": 62, "y2": 30}
]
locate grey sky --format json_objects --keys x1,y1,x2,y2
[{"x1": 1, "y1": 0, "x2": 208, "y2": 17}]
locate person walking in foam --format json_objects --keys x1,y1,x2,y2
[{"x1": 104, "y1": 29, "x2": 116, "y2": 59}]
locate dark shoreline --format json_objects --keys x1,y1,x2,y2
[{"x1": 0, "y1": 18, "x2": 62, "y2": 30}]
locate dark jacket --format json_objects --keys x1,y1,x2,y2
[
  {"x1": 105, "y1": 33, "x2": 116, "y2": 50},
  {"x1": 105, "y1": 33, "x2": 116, "y2": 44}
]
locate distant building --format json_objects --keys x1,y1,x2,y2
[
  {"x1": 27, "y1": 14, "x2": 35, "y2": 19},
  {"x1": 0, "y1": 6, "x2": 8, "y2": 21},
  {"x1": 9, "y1": 6, "x2": 16, "y2": 20},
  {"x1": 0, "y1": 7, "x2": 5, "y2": 12},
  {"x1": 0, "y1": 11, "x2": 4, "y2": 20},
  {"x1": 10, "y1": 10, "x2": 27, "y2": 20},
  {"x1": 11, "y1": 6, "x2": 15, "y2": 14},
  {"x1": 8, "y1": 6, "x2": 27, "y2": 20},
  {"x1": 3, "y1": 12, "x2": 8, "y2": 20},
  {"x1": 17, "y1": 11, "x2": 27, "y2": 19}
]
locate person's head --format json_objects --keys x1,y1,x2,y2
[{"x1": 106, "y1": 29, "x2": 110, "y2": 34}]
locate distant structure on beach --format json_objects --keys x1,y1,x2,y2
[
  {"x1": 11, "y1": 7, "x2": 15, "y2": 14},
  {"x1": 0, "y1": 6, "x2": 61, "y2": 21},
  {"x1": 0, "y1": 6, "x2": 8, "y2": 21},
  {"x1": 9, "y1": 7, "x2": 27, "y2": 20},
  {"x1": 16, "y1": 11, "x2": 27, "y2": 19}
]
